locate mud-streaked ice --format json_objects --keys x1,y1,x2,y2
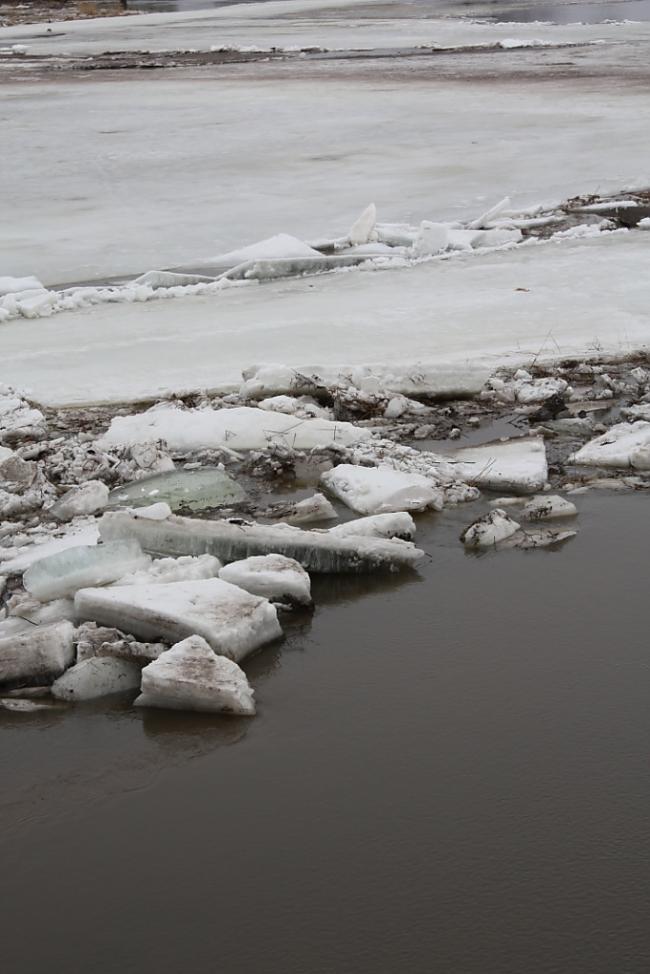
[
  {"x1": 136, "y1": 635, "x2": 256, "y2": 716},
  {"x1": 74, "y1": 578, "x2": 282, "y2": 663},
  {"x1": 0, "y1": 621, "x2": 75, "y2": 688},
  {"x1": 461, "y1": 510, "x2": 521, "y2": 548},
  {"x1": 51, "y1": 657, "x2": 142, "y2": 701}
]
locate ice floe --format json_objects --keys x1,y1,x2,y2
[
  {"x1": 328, "y1": 512, "x2": 416, "y2": 540},
  {"x1": 321, "y1": 463, "x2": 444, "y2": 515},
  {"x1": 135, "y1": 635, "x2": 255, "y2": 716},
  {"x1": 51, "y1": 657, "x2": 142, "y2": 702},
  {"x1": 0, "y1": 621, "x2": 75, "y2": 689},
  {"x1": 461, "y1": 509, "x2": 521, "y2": 548},
  {"x1": 99, "y1": 511, "x2": 425, "y2": 573},
  {"x1": 23, "y1": 539, "x2": 150, "y2": 602},
  {"x1": 219, "y1": 554, "x2": 312, "y2": 606},
  {"x1": 570, "y1": 421, "x2": 650, "y2": 470},
  {"x1": 75, "y1": 578, "x2": 282, "y2": 662},
  {"x1": 109, "y1": 467, "x2": 246, "y2": 513},
  {"x1": 446, "y1": 437, "x2": 548, "y2": 494}
]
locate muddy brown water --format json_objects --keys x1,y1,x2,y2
[{"x1": 2, "y1": 489, "x2": 650, "y2": 973}]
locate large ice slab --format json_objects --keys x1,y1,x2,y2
[
  {"x1": 0, "y1": 621, "x2": 75, "y2": 688},
  {"x1": 321, "y1": 464, "x2": 444, "y2": 515},
  {"x1": 219, "y1": 554, "x2": 311, "y2": 606},
  {"x1": 445, "y1": 437, "x2": 548, "y2": 494},
  {"x1": 51, "y1": 657, "x2": 142, "y2": 701},
  {"x1": 135, "y1": 635, "x2": 255, "y2": 716},
  {"x1": 109, "y1": 468, "x2": 246, "y2": 513},
  {"x1": 74, "y1": 578, "x2": 282, "y2": 663},
  {"x1": 23, "y1": 539, "x2": 150, "y2": 602},
  {"x1": 99, "y1": 510, "x2": 425, "y2": 574},
  {"x1": 570, "y1": 422, "x2": 650, "y2": 470},
  {"x1": 50, "y1": 480, "x2": 109, "y2": 521},
  {"x1": 98, "y1": 405, "x2": 370, "y2": 452}
]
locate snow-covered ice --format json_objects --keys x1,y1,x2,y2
[
  {"x1": 446, "y1": 437, "x2": 548, "y2": 494},
  {"x1": 461, "y1": 509, "x2": 521, "y2": 548},
  {"x1": 321, "y1": 464, "x2": 444, "y2": 515},
  {"x1": 98, "y1": 406, "x2": 370, "y2": 452},
  {"x1": 116, "y1": 553, "x2": 222, "y2": 586},
  {"x1": 570, "y1": 422, "x2": 650, "y2": 470},
  {"x1": 219, "y1": 554, "x2": 312, "y2": 606},
  {"x1": 328, "y1": 512, "x2": 416, "y2": 541},
  {"x1": 135, "y1": 635, "x2": 255, "y2": 716},
  {"x1": 74, "y1": 578, "x2": 282, "y2": 663}
]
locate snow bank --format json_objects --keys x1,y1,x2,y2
[{"x1": 98, "y1": 405, "x2": 370, "y2": 452}]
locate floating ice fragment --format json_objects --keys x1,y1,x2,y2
[
  {"x1": 267, "y1": 492, "x2": 338, "y2": 526},
  {"x1": 109, "y1": 468, "x2": 246, "y2": 513},
  {"x1": 99, "y1": 511, "x2": 424, "y2": 573},
  {"x1": 24, "y1": 539, "x2": 150, "y2": 602},
  {"x1": 75, "y1": 578, "x2": 281, "y2": 663},
  {"x1": 220, "y1": 554, "x2": 311, "y2": 606},
  {"x1": 51, "y1": 657, "x2": 142, "y2": 701},
  {"x1": 135, "y1": 635, "x2": 255, "y2": 716},
  {"x1": 461, "y1": 510, "x2": 520, "y2": 548},
  {"x1": 520, "y1": 495, "x2": 577, "y2": 521},
  {"x1": 446, "y1": 437, "x2": 548, "y2": 494},
  {"x1": 321, "y1": 463, "x2": 444, "y2": 515}
]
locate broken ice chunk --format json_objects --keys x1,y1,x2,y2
[
  {"x1": 328, "y1": 512, "x2": 416, "y2": 541},
  {"x1": 412, "y1": 221, "x2": 449, "y2": 258},
  {"x1": 219, "y1": 554, "x2": 311, "y2": 606},
  {"x1": 74, "y1": 578, "x2": 282, "y2": 663},
  {"x1": 75, "y1": 621, "x2": 166, "y2": 664},
  {"x1": 0, "y1": 621, "x2": 75, "y2": 688},
  {"x1": 468, "y1": 196, "x2": 511, "y2": 230},
  {"x1": 520, "y1": 495, "x2": 577, "y2": 521},
  {"x1": 98, "y1": 405, "x2": 370, "y2": 453},
  {"x1": 51, "y1": 657, "x2": 142, "y2": 701},
  {"x1": 135, "y1": 635, "x2": 255, "y2": 716},
  {"x1": 500, "y1": 528, "x2": 577, "y2": 550},
  {"x1": 109, "y1": 468, "x2": 246, "y2": 513},
  {"x1": 264, "y1": 492, "x2": 337, "y2": 526},
  {"x1": 23, "y1": 539, "x2": 150, "y2": 602},
  {"x1": 99, "y1": 511, "x2": 424, "y2": 573},
  {"x1": 50, "y1": 480, "x2": 109, "y2": 521},
  {"x1": 461, "y1": 510, "x2": 520, "y2": 548},
  {"x1": 321, "y1": 463, "x2": 444, "y2": 515},
  {"x1": 570, "y1": 422, "x2": 650, "y2": 470},
  {"x1": 349, "y1": 203, "x2": 377, "y2": 246},
  {"x1": 446, "y1": 437, "x2": 548, "y2": 494}
]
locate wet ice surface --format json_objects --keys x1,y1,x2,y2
[{"x1": 2, "y1": 489, "x2": 650, "y2": 973}]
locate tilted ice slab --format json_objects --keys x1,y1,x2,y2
[
  {"x1": 570, "y1": 422, "x2": 650, "y2": 470},
  {"x1": 0, "y1": 621, "x2": 75, "y2": 689},
  {"x1": 98, "y1": 405, "x2": 369, "y2": 453},
  {"x1": 321, "y1": 463, "x2": 444, "y2": 515},
  {"x1": 51, "y1": 657, "x2": 142, "y2": 702},
  {"x1": 75, "y1": 578, "x2": 281, "y2": 663},
  {"x1": 461, "y1": 510, "x2": 521, "y2": 548},
  {"x1": 219, "y1": 554, "x2": 311, "y2": 606},
  {"x1": 23, "y1": 539, "x2": 150, "y2": 602},
  {"x1": 241, "y1": 363, "x2": 491, "y2": 401},
  {"x1": 135, "y1": 635, "x2": 255, "y2": 716},
  {"x1": 1, "y1": 521, "x2": 99, "y2": 575},
  {"x1": 99, "y1": 511, "x2": 424, "y2": 573},
  {"x1": 444, "y1": 437, "x2": 548, "y2": 494}
]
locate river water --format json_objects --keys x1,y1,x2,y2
[{"x1": 2, "y1": 489, "x2": 650, "y2": 973}]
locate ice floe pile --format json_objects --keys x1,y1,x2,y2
[
  {"x1": 1, "y1": 189, "x2": 643, "y2": 323},
  {"x1": 2, "y1": 354, "x2": 650, "y2": 717}
]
